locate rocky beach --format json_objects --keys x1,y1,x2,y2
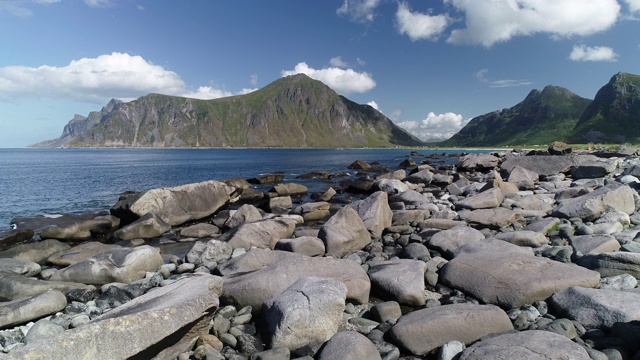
[{"x1": 1, "y1": 144, "x2": 640, "y2": 360}]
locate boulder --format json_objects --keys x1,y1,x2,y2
[
  {"x1": 248, "y1": 173, "x2": 284, "y2": 184},
  {"x1": 500, "y1": 155, "x2": 577, "y2": 177},
  {"x1": 548, "y1": 141, "x2": 572, "y2": 155},
  {"x1": 0, "y1": 271, "x2": 96, "y2": 301},
  {"x1": 0, "y1": 228, "x2": 34, "y2": 251},
  {"x1": 576, "y1": 252, "x2": 640, "y2": 278},
  {"x1": 180, "y1": 223, "x2": 221, "y2": 238},
  {"x1": 318, "y1": 207, "x2": 371, "y2": 258},
  {"x1": 451, "y1": 237, "x2": 534, "y2": 257},
  {"x1": 262, "y1": 277, "x2": 347, "y2": 351},
  {"x1": 7, "y1": 274, "x2": 223, "y2": 360},
  {"x1": 49, "y1": 245, "x2": 164, "y2": 285},
  {"x1": 347, "y1": 191, "x2": 393, "y2": 239},
  {"x1": 316, "y1": 331, "x2": 382, "y2": 360},
  {"x1": 40, "y1": 217, "x2": 113, "y2": 241},
  {"x1": 440, "y1": 252, "x2": 601, "y2": 308},
  {"x1": 375, "y1": 179, "x2": 409, "y2": 194},
  {"x1": 388, "y1": 304, "x2": 513, "y2": 356},
  {"x1": 569, "y1": 235, "x2": 620, "y2": 257},
  {"x1": 110, "y1": 180, "x2": 238, "y2": 226},
  {"x1": 267, "y1": 196, "x2": 293, "y2": 214},
  {"x1": 550, "y1": 286, "x2": 640, "y2": 328},
  {"x1": 421, "y1": 219, "x2": 467, "y2": 230},
  {"x1": 507, "y1": 165, "x2": 539, "y2": 190},
  {"x1": 292, "y1": 202, "x2": 331, "y2": 222},
  {"x1": 455, "y1": 188, "x2": 503, "y2": 210},
  {"x1": 275, "y1": 236, "x2": 325, "y2": 257},
  {"x1": 405, "y1": 169, "x2": 434, "y2": 185},
  {"x1": 377, "y1": 169, "x2": 407, "y2": 180},
  {"x1": 220, "y1": 249, "x2": 370, "y2": 309},
  {"x1": 348, "y1": 160, "x2": 372, "y2": 171},
  {"x1": 457, "y1": 208, "x2": 526, "y2": 229},
  {"x1": 392, "y1": 210, "x2": 425, "y2": 225},
  {"x1": 270, "y1": 183, "x2": 308, "y2": 196},
  {"x1": 494, "y1": 230, "x2": 548, "y2": 248},
  {"x1": 0, "y1": 258, "x2": 40, "y2": 277},
  {"x1": 223, "y1": 218, "x2": 297, "y2": 250},
  {"x1": 47, "y1": 242, "x2": 122, "y2": 266},
  {"x1": 458, "y1": 330, "x2": 590, "y2": 360},
  {"x1": 113, "y1": 213, "x2": 171, "y2": 240},
  {"x1": 367, "y1": 259, "x2": 427, "y2": 306},
  {"x1": 0, "y1": 290, "x2": 67, "y2": 329},
  {"x1": 457, "y1": 154, "x2": 500, "y2": 171},
  {"x1": 552, "y1": 183, "x2": 635, "y2": 222},
  {"x1": 186, "y1": 239, "x2": 233, "y2": 268},
  {"x1": 389, "y1": 190, "x2": 430, "y2": 207},
  {"x1": 315, "y1": 187, "x2": 336, "y2": 202},
  {"x1": 0, "y1": 239, "x2": 70, "y2": 264},
  {"x1": 428, "y1": 225, "x2": 485, "y2": 259},
  {"x1": 571, "y1": 160, "x2": 617, "y2": 179}
]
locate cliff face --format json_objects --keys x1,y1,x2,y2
[
  {"x1": 34, "y1": 74, "x2": 424, "y2": 148},
  {"x1": 570, "y1": 72, "x2": 640, "y2": 143}
]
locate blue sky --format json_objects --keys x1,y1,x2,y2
[{"x1": 1, "y1": 0, "x2": 639, "y2": 147}]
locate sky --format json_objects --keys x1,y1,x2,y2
[{"x1": 1, "y1": 0, "x2": 639, "y2": 147}]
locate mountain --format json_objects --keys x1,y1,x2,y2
[
  {"x1": 441, "y1": 86, "x2": 592, "y2": 147},
  {"x1": 32, "y1": 74, "x2": 424, "y2": 148},
  {"x1": 569, "y1": 72, "x2": 640, "y2": 143}
]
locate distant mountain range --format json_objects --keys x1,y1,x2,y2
[
  {"x1": 32, "y1": 74, "x2": 424, "y2": 148},
  {"x1": 443, "y1": 72, "x2": 640, "y2": 146}
]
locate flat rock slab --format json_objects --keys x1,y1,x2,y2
[
  {"x1": 0, "y1": 258, "x2": 40, "y2": 277},
  {"x1": 0, "y1": 239, "x2": 70, "y2": 264},
  {"x1": 49, "y1": 245, "x2": 164, "y2": 285},
  {"x1": 570, "y1": 235, "x2": 620, "y2": 256},
  {"x1": 455, "y1": 188, "x2": 503, "y2": 210},
  {"x1": 367, "y1": 259, "x2": 427, "y2": 306},
  {"x1": 576, "y1": 252, "x2": 640, "y2": 279},
  {"x1": 428, "y1": 225, "x2": 485, "y2": 259},
  {"x1": 221, "y1": 249, "x2": 370, "y2": 309},
  {"x1": 500, "y1": 155, "x2": 578, "y2": 177},
  {"x1": 457, "y1": 208, "x2": 526, "y2": 230},
  {"x1": 552, "y1": 183, "x2": 635, "y2": 222},
  {"x1": 550, "y1": 286, "x2": 640, "y2": 328},
  {"x1": 494, "y1": 230, "x2": 548, "y2": 248},
  {"x1": 275, "y1": 236, "x2": 325, "y2": 257},
  {"x1": 440, "y1": 252, "x2": 601, "y2": 308},
  {"x1": 47, "y1": 242, "x2": 122, "y2": 266},
  {"x1": 388, "y1": 304, "x2": 513, "y2": 356},
  {"x1": 0, "y1": 290, "x2": 67, "y2": 329},
  {"x1": 0, "y1": 229, "x2": 34, "y2": 251},
  {"x1": 0, "y1": 271, "x2": 96, "y2": 301},
  {"x1": 7, "y1": 274, "x2": 223, "y2": 360},
  {"x1": 457, "y1": 154, "x2": 500, "y2": 171},
  {"x1": 458, "y1": 330, "x2": 591, "y2": 360}
]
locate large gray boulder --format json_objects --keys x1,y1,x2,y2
[
  {"x1": 316, "y1": 331, "x2": 382, "y2": 360},
  {"x1": 0, "y1": 239, "x2": 70, "y2": 264},
  {"x1": 494, "y1": 230, "x2": 548, "y2": 248},
  {"x1": 262, "y1": 277, "x2": 347, "y2": 351},
  {"x1": 388, "y1": 304, "x2": 513, "y2": 356},
  {"x1": 552, "y1": 183, "x2": 635, "y2": 222},
  {"x1": 451, "y1": 238, "x2": 534, "y2": 257},
  {"x1": 0, "y1": 290, "x2": 67, "y2": 329},
  {"x1": 39, "y1": 217, "x2": 113, "y2": 241},
  {"x1": 576, "y1": 252, "x2": 640, "y2": 278},
  {"x1": 0, "y1": 228, "x2": 34, "y2": 252},
  {"x1": 111, "y1": 180, "x2": 239, "y2": 226},
  {"x1": 225, "y1": 204, "x2": 263, "y2": 229},
  {"x1": 348, "y1": 191, "x2": 393, "y2": 239},
  {"x1": 507, "y1": 165, "x2": 539, "y2": 190},
  {"x1": 457, "y1": 154, "x2": 500, "y2": 171},
  {"x1": 458, "y1": 330, "x2": 590, "y2": 360},
  {"x1": 186, "y1": 239, "x2": 233, "y2": 268},
  {"x1": 457, "y1": 208, "x2": 526, "y2": 230},
  {"x1": 223, "y1": 218, "x2": 297, "y2": 250},
  {"x1": 180, "y1": 222, "x2": 220, "y2": 238},
  {"x1": 7, "y1": 274, "x2": 223, "y2": 360},
  {"x1": 368, "y1": 259, "x2": 427, "y2": 306},
  {"x1": 113, "y1": 212, "x2": 171, "y2": 240},
  {"x1": 275, "y1": 236, "x2": 325, "y2": 257},
  {"x1": 428, "y1": 225, "x2": 485, "y2": 259},
  {"x1": 270, "y1": 183, "x2": 308, "y2": 196},
  {"x1": 550, "y1": 286, "x2": 640, "y2": 328},
  {"x1": 500, "y1": 155, "x2": 578, "y2": 177},
  {"x1": 220, "y1": 249, "x2": 370, "y2": 309},
  {"x1": 571, "y1": 160, "x2": 618, "y2": 179},
  {"x1": 47, "y1": 242, "x2": 122, "y2": 266},
  {"x1": 569, "y1": 235, "x2": 621, "y2": 257},
  {"x1": 318, "y1": 206, "x2": 372, "y2": 258},
  {"x1": 440, "y1": 252, "x2": 601, "y2": 308},
  {"x1": 49, "y1": 245, "x2": 164, "y2": 285},
  {"x1": 292, "y1": 201, "x2": 331, "y2": 222},
  {"x1": 0, "y1": 258, "x2": 40, "y2": 277},
  {"x1": 455, "y1": 188, "x2": 503, "y2": 210},
  {"x1": 0, "y1": 271, "x2": 95, "y2": 301}
]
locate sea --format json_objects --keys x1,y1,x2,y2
[{"x1": 0, "y1": 148, "x2": 487, "y2": 229}]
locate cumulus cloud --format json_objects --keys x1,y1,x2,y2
[
  {"x1": 337, "y1": 0, "x2": 380, "y2": 22},
  {"x1": 396, "y1": 2, "x2": 450, "y2": 41},
  {"x1": 626, "y1": 0, "x2": 640, "y2": 12},
  {"x1": 476, "y1": 68, "x2": 533, "y2": 88},
  {"x1": 367, "y1": 100, "x2": 380, "y2": 110},
  {"x1": 329, "y1": 56, "x2": 349, "y2": 68},
  {"x1": 446, "y1": 0, "x2": 621, "y2": 47},
  {"x1": 281, "y1": 62, "x2": 376, "y2": 94},
  {"x1": 181, "y1": 86, "x2": 233, "y2": 100},
  {"x1": 570, "y1": 45, "x2": 619, "y2": 61},
  {"x1": 396, "y1": 112, "x2": 469, "y2": 141}
]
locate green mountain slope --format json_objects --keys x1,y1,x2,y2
[
  {"x1": 34, "y1": 74, "x2": 424, "y2": 148},
  {"x1": 441, "y1": 86, "x2": 592, "y2": 146},
  {"x1": 570, "y1": 72, "x2": 640, "y2": 143}
]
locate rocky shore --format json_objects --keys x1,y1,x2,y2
[{"x1": 1, "y1": 144, "x2": 640, "y2": 360}]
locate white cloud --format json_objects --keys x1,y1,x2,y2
[
  {"x1": 356, "y1": 57, "x2": 367, "y2": 66},
  {"x1": 337, "y1": 0, "x2": 380, "y2": 22},
  {"x1": 0, "y1": 0, "x2": 60, "y2": 17},
  {"x1": 570, "y1": 45, "x2": 619, "y2": 61},
  {"x1": 329, "y1": 56, "x2": 349, "y2": 68},
  {"x1": 84, "y1": 0, "x2": 115, "y2": 8},
  {"x1": 181, "y1": 86, "x2": 233, "y2": 100},
  {"x1": 626, "y1": 0, "x2": 640, "y2": 12},
  {"x1": 396, "y1": 2, "x2": 450, "y2": 41},
  {"x1": 397, "y1": 112, "x2": 469, "y2": 141},
  {"x1": 446, "y1": 0, "x2": 621, "y2": 47},
  {"x1": 281, "y1": 62, "x2": 376, "y2": 94},
  {"x1": 475, "y1": 68, "x2": 533, "y2": 88},
  {"x1": 367, "y1": 100, "x2": 379, "y2": 110}
]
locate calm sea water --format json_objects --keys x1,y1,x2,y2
[{"x1": 0, "y1": 148, "x2": 477, "y2": 228}]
